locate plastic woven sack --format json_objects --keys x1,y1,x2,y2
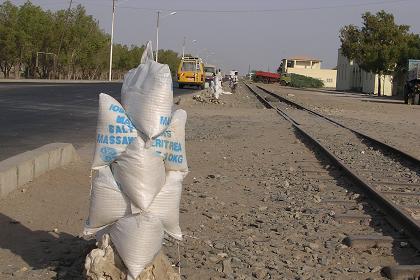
[
  {"x1": 84, "y1": 166, "x2": 131, "y2": 234},
  {"x1": 121, "y1": 41, "x2": 173, "y2": 142},
  {"x1": 152, "y1": 109, "x2": 188, "y2": 172},
  {"x1": 109, "y1": 213, "x2": 164, "y2": 280},
  {"x1": 148, "y1": 171, "x2": 187, "y2": 240},
  {"x1": 92, "y1": 93, "x2": 137, "y2": 169},
  {"x1": 111, "y1": 137, "x2": 165, "y2": 210}
]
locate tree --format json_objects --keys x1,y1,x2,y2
[
  {"x1": 157, "y1": 49, "x2": 181, "y2": 77},
  {"x1": 0, "y1": 1, "x2": 19, "y2": 78},
  {"x1": 17, "y1": 1, "x2": 56, "y2": 78},
  {"x1": 339, "y1": 10, "x2": 410, "y2": 96},
  {"x1": 0, "y1": 1, "x2": 182, "y2": 80}
]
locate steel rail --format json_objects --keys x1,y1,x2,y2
[
  {"x1": 245, "y1": 82, "x2": 420, "y2": 251},
  {"x1": 256, "y1": 85, "x2": 420, "y2": 164}
]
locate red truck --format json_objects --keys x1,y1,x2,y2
[{"x1": 254, "y1": 71, "x2": 281, "y2": 83}]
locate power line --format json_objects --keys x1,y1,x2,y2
[{"x1": 110, "y1": 0, "x2": 414, "y2": 13}]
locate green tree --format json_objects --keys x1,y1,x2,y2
[
  {"x1": 0, "y1": 1, "x2": 181, "y2": 80},
  {"x1": 339, "y1": 10, "x2": 410, "y2": 96},
  {"x1": 0, "y1": 1, "x2": 19, "y2": 78},
  {"x1": 17, "y1": 1, "x2": 56, "y2": 78},
  {"x1": 157, "y1": 49, "x2": 181, "y2": 77}
]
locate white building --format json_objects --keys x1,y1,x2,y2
[
  {"x1": 336, "y1": 49, "x2": 393, "y2": 96},
  {"x1": 281, "y1": 56, "x2": 337, "y2": 88}
]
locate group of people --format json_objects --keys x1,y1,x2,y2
[{"x1": 210, "y1": 70, "x2": 238, "y2": 100}]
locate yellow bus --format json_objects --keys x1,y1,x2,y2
[{"x1": 177, "y1": 57, "x2": 205, "y2": 89}]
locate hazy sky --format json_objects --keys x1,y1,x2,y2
[{"x1": 11, "y1": 0, "x2": 420, "y2": 74}]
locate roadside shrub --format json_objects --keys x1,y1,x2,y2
[{"x1": 290, "y1": 74, "x2": 324, "y2": 88}]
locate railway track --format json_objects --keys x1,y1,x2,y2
[{"x1": 244, "y1": 82, "x2": 420, "y2": 279}]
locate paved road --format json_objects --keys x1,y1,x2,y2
[{"x1": 0, "y1": 82, "x2": 197, "y2": 160}]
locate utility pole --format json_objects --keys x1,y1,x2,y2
[
  {"x1": 155, "y1": 11, "x2": 176, "y2": 62},
  {"x1": 156, "y1": 11, "x2": 160, "y2": 62},
  {"x1": 109, "y1": 0, "x2": 115, "y2": 81},
  {"x1": 182, "y1": 36, "x2": 186, "y2": 58}
]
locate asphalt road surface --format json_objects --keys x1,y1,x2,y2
[{"x1": 0, "y1": 82, "x2": 197, "y2": 160}]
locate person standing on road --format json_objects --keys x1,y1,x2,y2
[
  {"x1": 230, "y1": 71, "x2": 238, "y2": 93},
  {"x1": 217, "y1": 69, "x2": 223, "y2": 86}
]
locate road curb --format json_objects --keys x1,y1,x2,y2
[
  {"x1": 0, "y1": 143, "x2": 80, "y2": 198},
  {"x1": 0, "y1": 79, "x2": 122, "y2": 84}
]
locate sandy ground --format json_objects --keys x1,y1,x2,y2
[
  {"x1": 0, "y1": 83, "x2": 418, "y2": 279},
  {"x1": 260, "y1": 84, "x2": 420, "y2": 159}
]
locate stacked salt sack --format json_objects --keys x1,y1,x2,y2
[{"x1": 84, "y1": 41, "x2": 188, "y2": 280}]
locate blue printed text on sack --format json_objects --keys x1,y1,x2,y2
[
  {"x1": 152, "y1": 138, "x2": 182, "y2": 152},
  {"x1": 115, "y1": 115, "x2": 134, "y2": 130},
  {"x1": 160, "y1": 116, "x2": 171, "y2": 126},
  {"x1": 156, "y1": 151, "x2": 183, "y2": 164},
  {"x1": 97, "y1": 134, "x2": 135, "y2": 145},
  {"x1": 109, "y1": 104, "x2": 125, "y2": 114},
  {"x1": 109, "y1": 125, "x2": 134, "y2": 134}
]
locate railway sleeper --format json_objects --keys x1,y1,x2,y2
[
  {"x1": 382, "y1": 265, "x2": 420, "y2": 280},
  {"x1": 334, "y1": 213, "x2": 372, "y2": 224},
  {"x1": 343, "y1": 234, "x2": 394, "y2": 249}
]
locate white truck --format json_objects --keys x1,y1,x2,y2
[{"x1": 404, "y1": 59, "x2": 420, "y2": 105}]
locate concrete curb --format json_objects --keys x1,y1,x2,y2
[
  {"x1": 0, "y1": 79, "x2": 122, "y2": 84},
  {"x1": 0, "y1": 143, "x2": 79, "y2": 198}
]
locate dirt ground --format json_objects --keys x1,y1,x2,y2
[
  {"x1": 260, "y1": 83, "x2": 420, "y2": 159},
  {"x1": 0, "y1": 83, "x2": 418, "y2": 279}
]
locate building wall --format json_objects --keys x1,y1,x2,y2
[
  {"x1": 361, "y1": 73, "x2": 393, "y2": 96},
  {"x1": 293, "y1": 60, "x2": 321, "y2": 69},
  {"x1": 282, "y1": 59, "x2": 321, "y2": 72},
  {"x1": 286, "y1": 68, "x2": 337, "y2": 88},
  {"x1": 336, "y1": 49, "x2": 393, "y2": 96},
  {"x1": 336, "y1": 51, "x2": 353, "y2": 91}
]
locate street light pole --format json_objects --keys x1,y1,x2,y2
[
  {"x1": 191, "y1": 39, "x2": 197, "y2": 57},
  {"x1": 156, "y1": 11, "x2": 176, "y2": 63},
  {"x1": 156, "y1": 11, "x2": 160, "y2": 62},
  {"x1": 109, "y1": 0, "x2": 116, "y2": 81},
  {"x1": 182, "y1": 36, "x2": 186, "y2": 58}
]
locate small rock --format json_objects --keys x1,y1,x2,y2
[
  {"x1": 214, "y1": 242, "x2": 225, "y2": 250},
  {"x1": 258, "y1": 206, "x2": 268, "y2": 211},
  {"x1": 370, "y1": 266, "x2": 381, "y2": 273},
  {"x1": 222, "y1": 259, "x2": 233, "y2": 274},
  {"x1": 252, "y1": 268, "x2": 268, "y2": 279},
  {"x1": 231, "y1": 257, "x2": 242, "y2": 267},
  {"x1": 308, "y1": 243, "x2": 320, "y2": 250},
  {"x1": 400, "y1": 241, "x2": 408, "y2": 248},
  {"x1": 209, "y1": 256, "x2": 219, "y2": 263}
]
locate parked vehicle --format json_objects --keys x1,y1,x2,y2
[
  {"x1": 177, "y1": 57, "x2": 205, "y2": 89},
  {"x1": 280, "y1": 73, "x2": 292, "y2": 86},
  {"x1": 253, "y1": 71, "x2": 280, "y2": 83},
  {"x1": 204, "y1": 64, "x2": 216, "y2": 84},
  {"x1": 404, "y1": 59, "x2": 420, "y2": 105}
]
